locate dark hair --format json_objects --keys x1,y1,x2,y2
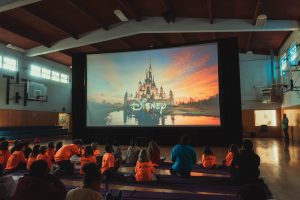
[
  {"x1": 14, "y1": 140, "x2": 20, "y2": 146},
  {"x1": 130, "y1": 138, "x2": 137, "y2": 146},
  {"x1": 48, "y1": 142, "x2": 55, "y2": 149},
  {"x1": 242, "y1": 139, "x2": 253, "y2": 151},
  {"x1": 0, "y1": 164, "x2": 3, "y2": 177},
  {"x1": 91, "y1": 142, "x2": 98, "y2": 151},
  {"x1": 0, "y1": 137, "x2": 6, "y2": 142},
  {"x1": 14, "y1": 142, "x2": 25, "y2": 151},
  {"x1": 112, "y1": 140, "x2": 119, "y2": 147},
  {"x1": 32, "y1": 145, "x2": 41, "y2": 156},
  {"x1": 203, "y1": 146, "x2": 214, "y2": 155},
  {"x1": 73, "y1": 139, "x2": 82, "y2": 145},
  {"x1": 138, "y1": 149, "x2": 150, "y2": 162},
  {"x1": 179, "y1": 135, "x2": 191, "y2": 145},
  {"x1": 238, "y1": 184, "x2": 267, "y2": 200},
  {"x1": 29, "y1": 160, "x2": 49, "y2": 177},
  {"x1": 105, "y1": 143, "x2": 113, "y2": 153},
  {"x1": 0, "y1": 141, "x2": 9, "y2": 151},
  {"x1": 56, "y1": 142, "x2": 63, "y2": 151},
  {"x1": 84, "y1": 146, "x2": 94, "y2": 158},
  {"x1": 39, "y1": 146, "x2": 47, "y2": 154},
  {"x1": 229, "y1": 144, "x2": 239, "y2": 154},
  {"x1": 82, "y1": 163, "x2": 102, "y2": 186}
]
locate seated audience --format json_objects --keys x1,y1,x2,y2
[
  {"x1": 55, "y1": 141, "x2": 63, "y2": 154},
  {"x1": 0, "y1": 164, "x2": 16, "y2": 199},
  {"x1": 135, "y1": 149, "x2": 155, "y2": 182},
  {"x1": 66, "y1": 163, "x2": 104, "y2": 200},
  {"x1": 112, "y1": 140, "x2": 122, "y2": 169},
  {"x1": 23, "y1": 142, "x2": 32, "y2": 159},
  {"x1": 101, "y1": 143, "x2": 116, "y2": 180},
  {"x1": 238, "y1": 184, "x2": 267, "y2": 200},
  {"x1": 27, "y1": 144, "x2": 40, "y2": 170},
  {"x1": 91, "y1": 142, "x2": 101, "y2": 157},
  {"x1": 170, "y1": 135, "x2": 196, "y2": 176},
  {"x1": 223, "y1": 144, "x2": 239, "y2": 167},
  {"x1": 10, "y1": 140, "x2": 20, "y2": 154},
  {"x1": 6, "y1": 143, "x2": 27, "y2": 173},
  {"x1": 201, "y1": 146, "x2": 217, "y2": 169},
  {"x1": 81, "y1": 146, "x2": 97, "y2": 175},
  {"x1": 37, "y1": 146, "x2": 52, "y2": 169},
  {"x1": 147, "y1": 140, "x2": 161, "y2": 165},
  {"x1": 53, "y1": 140, "x2": 82, "y2": 176},
  {"x1": 124, "y1": 138, "x2": 140, "y2": 165},
  {"x1": 47, "y1": 142, "x2": 55, "y2": 162},
  {"x1": 0, "y1": 141, "x2": 11, "y2": 169},
  {"x1": 235, "y1": 139, "x2": 260, "y2": 184},
  {"x1": 14, "y1": 160, "x2": 67, "y2": 200}
]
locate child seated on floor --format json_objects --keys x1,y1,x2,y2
[
  {"x1": 80, "y1": 146, "x2": 97, "y2": 175},
  {"x1": 223, "y1": 144, "x2": 239, "y2": 167},
  {"x1": 101, "y1": 143, "x2": 116, "y2": 180},
  {"x1": 27, "y1": 144, "x2": 40, "y2": 170},
  {"x1": 6, "y1": 142, "x2": 27, "y2": 173},
  {"x1": 55, "y1": 141, "x2": 63, "y2": 155},
  {"x1": 124, "y1": 138, "x2": 140, "y2": 165},
  {"x1": 0, "y1": 140, "x2": 11, "y2": 170},
  {"x1": 47, "y1": 142, "x2": 55, "y2": 162},
  {"x1": 135, "y1": 149, "x2": 156, "y2": 182},
  {"x1": 201, "y1": 146, "x2": 217, "y2": 169},
  {"x1": 147, "y1": 140, "x2": 163, "y2": 166},
  {"x1": 37, "y1": 146, "x2": 52, "y2": 169}
]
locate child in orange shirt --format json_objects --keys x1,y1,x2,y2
[
  {"x1": 201, "y1": 146, "x2": 217, "y2": 169},
  {"x1": 223, "y1": 144, "x2": 239, "y2": 167},
  {"x1": 6, "y1": 143, "x2": 27, "y2": 173},
  {"x1": 0, "y1": 141, "x2": 11, "y2": 169},
  {"x1": 27, "y1": 145, "x2": 40, "y2": 170},
  {"x1": 101, "y1": 143, "x2": 116, "y2": 180},
  {"x1": 135, "y1": 149, "x2": 155, "y2": 182},
  {"x1": 80, "y1": 146, "x2": 96, "y2": 175},
  {"x1": 37, "y1": 146, "x2": 52, "y2": 169},
  {"x1": 55, "y1": 141, "x2": 63, "y2": 155},
  {"x1": 46, "y1": 142, "x2": 55, "y2": 163}
]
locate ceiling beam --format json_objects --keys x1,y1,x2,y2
[
  {"x1": 117, "y1": 0, "x2": 141, "y2": 21},
  {"x1": 26, "y1": 17, "x2": 300, "y2": 57},
  {"x1": 252, "y1": 0, "x2": 263, "y2": 25},
  {"x1": 67, "y1": 0, "x2": 108, "y2": 30},
  {"x1": 206, "y1": 0, "x2": 214, "y2": 24},
  {"x1": 21, "y1": 7, "x2": 80, "y2": 39},
  {"x1": 0, "y1": 19, "x2": 52, "y2": 47},
  {"x1": 0, "y1": 0, "x2": 41, "y2": 12}
]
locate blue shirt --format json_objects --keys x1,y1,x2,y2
[
  {"x1": 282, "y1": 118, "x2": 289, "y2": 129},
  {"x1": 170, "y1": 144, "x2": 196, "y2": 174}
]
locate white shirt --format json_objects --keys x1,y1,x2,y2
[{"x1": 66, "y1": 187, "x2": 104, "y2": 200}]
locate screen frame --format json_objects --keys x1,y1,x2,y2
[{"x1": 72, "y1": 37, "x2": 242, "y2": 146}]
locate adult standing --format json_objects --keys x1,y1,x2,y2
[{"x1": 282, "y1": 114, "x2": 289, "y2": 141}]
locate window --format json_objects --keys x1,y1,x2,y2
[
  {"x1": 255, "y1": 110, "x2": 277, "y2": 126},
  {"x1": 280, "y1": 53, "x2": 287, "y2": 75},
  {"x1": 31, "y1": 65, "x2": 41, "y2": 77},
  {"x1": 51, "y1": 71, "x2": 60, "y2": 81},
  {"x1": 288, "y1": 44, "x2": 298, "y2": 66},
  {"x1": 3, "y1": 57, "x2": 17, "y2": 71},
  {"x1": 41, "y1": 68, "x2": 51, "y2": 79},
  {"x1": 60, "y1": 73, "x2": 69, "y2": 83}
]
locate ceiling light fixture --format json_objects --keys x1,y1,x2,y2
[
  {"x1": 256, "y1": 14, "x2": 267, "y2": 26},
  {"x1": 113, "y1": 9, "x2": 128, "y2": 22}
]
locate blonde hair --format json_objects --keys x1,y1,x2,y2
[{"x1": 138, "y1": 149, "x2": 150, "y2": 163}]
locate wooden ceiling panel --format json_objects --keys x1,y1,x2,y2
[
  {"x1": 130, "y1": 0, "x2": 166, "y2": 16},
  {"x1": 213, "y1": 0, "x2": 256, "y2": 19},
  {"x1": 264, "y1": 0, "x2": 300, "y2": 20},
  {"x1": 42, "y1": 52, "x2": 72, "y2": 66}
]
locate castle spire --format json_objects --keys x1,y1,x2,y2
[{"x1": 149, "y1": 59, "x2": 152, "y2": 71}]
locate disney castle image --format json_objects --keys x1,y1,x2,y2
[{"x1": 124, "y1": 61, "x2": 175, "y2": 110}]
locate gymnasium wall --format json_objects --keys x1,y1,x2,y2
[
  {"x1": 279, "y1": 31, "x2": 300, "y2": 142},
  {"x1": 0, "y1": 43, "x2": 71, "y2": 127}
]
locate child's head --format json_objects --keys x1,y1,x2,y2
[
  {"x1": 39, "y1": 146, "x2": 47, "y2": 154},
  {"x1": 242, "y1": 139, "x2": 253, "y2": 151},
  {"x1": 138, "y1": 149, "x2": 150, "y2": 163},
  {"x1": 73, "y1": 139, "x2": 83, "y2": 148},
  {"x1": 130, "y1": 138, "x2": 137, "y2": 147},
  {"x1": 32, "y1": 145, "x2": 40, "y2": 156},
  {"x1": 82, "y1": 163, "x2": 102, "y2": 191},
  {"x1": 56, "y1": 141, "x2": 63, "y2": 151},
  {"x1": 14, "y1": 140, "x2": 20, "y2": 146},
  {"x1": 48, "y1": 142, "x2": 55, "y2": 149},
  {"x1": 15, "y1": 142, "x2": 25, "y2": 151},
  {"x1": 34, "y1": 137, "x2": 41, "y2": 145},
  {"x1": 179, "y1": 135, "x2": 191, "y2": 145},
  {"x1": 84, "y1": 145, "x2": 94, "y2": 157},
  {"x1": 104, "y1": 143, "x2": 113, "y2": 153},
  {"x1": 0, "y1": 141, "x2": 9, "y2": 150},
  {"x1": 29, "y1": 160, "x2": 49, "y2": 177},
  {"x1": 203, "y1": 146, "x2": 213, "y2": 155},
  {"x1": 112, "y1": 140, "x2": 119, "y2": 147},
  {"x1": 229, "y1": 144, "x2": 239, "y2": 154},
  {"x1": 148, "y1": 140, "x2": 159, "y2": 150},
  {"x1": 91, "y1": 142, "x2": 98, "y2": 151}
]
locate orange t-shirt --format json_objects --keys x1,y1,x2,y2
[
  {"x1": 54, "y1": 144, "x2": 80, "y2": 162},
  {"x1": 37, "y1": 153, "x2": 52, "y2": 168},
  {"x1": 0, "y1": 150, "x2": 11, "y2": 167},
  {"x1": 135, "y1": 161, "x2": 154, "y2": 182},
  {"x1": 27, "y1": 155, "x2": 36, "y2": 170},
  {"x1": 81, "y1": 149, "x2": 101, "y2": 157},
  {"x1": 101, "y1": 153, "x2": 115, "y2": 174},
  {"x1": 80, "y1": 156, "x2": 96, "y2": 175},
  {"x1": 5, "y1": 151, "x2": 27, "y2": 170},
  {"x1": 225, "y1": 152, "x2": 234, "y2": 167},
  {"x1": 46, "y1": 148, "x2": 55, "y2": 161},
  {"x1": 201, "y1": 154, "x2": 217, "y2": 168}
]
